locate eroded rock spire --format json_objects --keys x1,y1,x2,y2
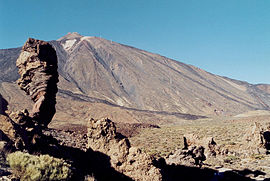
[{"x1": 16, "y1": 38, "x2": 58, "y2": 127}]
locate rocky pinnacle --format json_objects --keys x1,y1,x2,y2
[{"x1": 16, "y1": 38, "x2": 58, "y2": 127}]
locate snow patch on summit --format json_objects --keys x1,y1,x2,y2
[
  {"x1": 62, "y1": 39, "x2": 76, "y2": 51},
  {"x1": 80, "y1": 36, "x2": 95, "y2": 43},
  {"x1": 81, "y1": 36, "x2": 92, "y2": 41}
]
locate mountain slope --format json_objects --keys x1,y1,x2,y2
[{"x1": 0, "y1": 32, "x2": 270, "y2": 121}]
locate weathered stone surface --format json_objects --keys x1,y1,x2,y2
[
  {"x1": 243, "y1": 122, "x2": 270, "y2": 154},
  {"x1": 0, "y1": 114, "x2": 31, "y2": 149},
  {"x1": 0, "y1": 38, "x2": 59, "y2": 151},
  {"x1": 87, "y1": 118, "x2": 162, "y2": 181},
  {"x1": 16, "y1": 38, "x2": 58, "y2": 127},
  {"x1": 183, "y1": 134, "x2": 218, "y2": 158},
  {"x1": 166, "y1": 134, "x2": 220, "y2": 167},
  {"x1": 166, "y1": 145, "x2": 206, "y2": 167},
  {"x1": 0, "y1": 115, "x2": 17, "y2": 142}
]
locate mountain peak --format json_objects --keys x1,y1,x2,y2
[
  {"x1": 57, "y1": 32, "x2": 83, "y2": 41},
  {"x1": 0, "y1": 33, "x2": 270, "y2": 117}
]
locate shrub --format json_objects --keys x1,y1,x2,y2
[
  {"x1": 7, "y1": 151, "x2": 73, "y2": 181},
  {"x1": 250, "y1": 154, "x2": 265, "y2": 160},
  {"x1": 223, "y1": 155, "x2": 240, "y2": 164}
]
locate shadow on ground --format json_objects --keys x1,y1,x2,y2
[
  {"x1": 0, "y1": 95, "x2": 8, "y2": 115},
  {"x1": 154, "y1": 158, "x2": 265, "y2": 181},
  {"x1": 38, "y1": 141, "x2": 133, "y2": 181}
]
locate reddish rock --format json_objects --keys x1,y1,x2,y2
[
  {"x1": 0, "y1": 38, "x2": 59, "y2": 150},
  {"x1": 16, "y1": 38, "x2": 58, "y2": 127}
]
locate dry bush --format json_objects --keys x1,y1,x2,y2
[{"x1": 7, "y1": 151, "x2": 73, "y2": 181}]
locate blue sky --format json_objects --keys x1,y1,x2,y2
[{"x1": 0, "y1": 0, "x2": 269, "y2": 84}]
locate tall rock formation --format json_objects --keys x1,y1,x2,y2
[
  {"x1": 16, "y1": 38, "x2": 59, "y2": 127},
  {"x1": 0, "y1": 38, "x2": 59, "y2": 150}
]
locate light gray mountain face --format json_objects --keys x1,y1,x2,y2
[
  {"x1": 0, "y1": 47, "x2": 20, "y2": 82},
  {"x1": 0, "y1": 32, "x2": 270, "y2": 117}
]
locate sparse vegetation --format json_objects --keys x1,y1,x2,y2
[
  {"x1": 7, "y1": 151, "x2": 73, "y2": 181},
  {"x1": 223, "y1": 155, "x2": 240, "y2": 164},
  {"x1": 130, "y1": 118, "x2": 244, "y2": 158},
  {"x1": 250, "y1": 154, "x2": 265, "y2": 160},
  {"x1": 130, "y1": 118, "x2": 269, "y2": 157},
  {"x1": 130, "y1": 116, "x2": 270, "y2": 176}
]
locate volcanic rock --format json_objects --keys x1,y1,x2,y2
[
  {"x1": 244, "y1": 122, "x2": 270, "y2": 154},
  {"x1": 165, "y1": 134, "x2": 221, "y2": 167},
  {"x1": 16, "y1": 38, "x2": 58, "y2": 127},
  {"x1": 0, "y1": 38, "x2": 59, "y2": 150},
  {"x1": 87, "y1": 118, "x2": 162, "y2": 181},
  {"x1": 166, "y1": 145, "x2": 206, "y2": 167},
  {"x1": 0, "y1": 115, "x2": 16, "y2": 142},
  {"x1": 0, "y1": 114, "x2": 29, "y2": 150},
  {"x1": 183, "y1": 134, "x2": 218, "y2": 158}
]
